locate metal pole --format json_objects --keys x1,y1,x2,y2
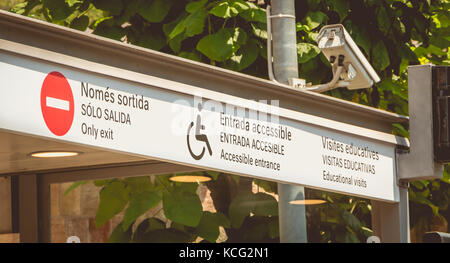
[
  {"x1": 270, "y1": 0, "x2": 308, "y2": 243},
  {"x1": 270, "y1": 0, "x2": 298, "y2": 83}
]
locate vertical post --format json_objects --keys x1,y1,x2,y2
[
  {"x1": 397, "y1": 65, "x2": 443, "y2": 180},
  {"x1": 372, "y1": 65, "x2": 445, "y2": 243},
  {"x1": 277, "y1": 184, "x2": 308, "y2": 242},
  {"x1": 0, "y1": 176, "x2": 12, "y2": 234},
  {"x1": 371, "y1": 182, "x2": 410, "y2": 243},
  {"x1": 270, "y1": 0, "x2": 308, "y2": 243},
  {"x1": 18, "y1": 174, "x2": 39, "y2": 242}
]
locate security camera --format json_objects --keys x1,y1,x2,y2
[{"x1": 308, "y1": 24, "x2": 380, "y2": 92}]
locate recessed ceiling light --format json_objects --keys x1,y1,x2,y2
[
  {"x1": 289, "y1": 199, "x2": 327, "y2": 205},
  {"x1": 30, "y1": 151, "x2": 81, "y2": 158},
  {"x1": 169, "y1": 175, "x2": 212, "y2": 183}
]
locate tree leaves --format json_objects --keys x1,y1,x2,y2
[
  {"x1": 225, "y1": 38, "x2": 259, "y2": 71},
  {"x1": 205, "y1": 171, "x2": 221, "y2": 180},
  {"x1": 409, "y1": 185, "x2": 441, "y2": 216},
  {"x1": 43, "y1": 0, "x2": 74, "y2": 21},
  {"x1": 70, "y1": 15, "x2": 89, "y2": 31},
  {"x1": 251, "y1": 23, "x2": 267, "y2": 39},
  {"x1": 303, "y1": 11, "x2": 328, "y2": 30},
  {"x1": 253, "y1": 193, "x2": 278, "y2": 217},
  {"x1": 122, "y1": 191, "x2": 161, "y2": 230},
  {"x1": 124, "y1": 176, "x2": 156, "y2": 194},
  {"x1": 178, "y1": 51, "x2": 201, "y2": 62},
  {"x1": 376, "y1": 5, "x2": 391, "y2": 35},
  {"x1": 11, "y1": 0, "x2": 40, "y2": 16},
  {"x1": 196, "y1": 211, "x2": 230, "y2": 242},
  {"x1": 162, "y1": 187, "x2": 203, "y2": 227},
  {"x1": 108, "y1": 222, "x2": 132, "y2": 243},
  {"x1": 326, "y1": 0, "x2": 349, "y2": 22},
  {"x1": 209, "y1": 0, "x2": 249, "y2": 19},
  {"x1": 228, "y1": 192, "x2": 278, "y2": 228},
  {"x1": 133, "y1": 218, "x2": 193, "y2": 243},
  {"x1": 186, "y1": 0, "x2": 207, "y2": 14},
  {"x1": 92, "y1": 0, "x2": 123, "y2": 16},
  {"x1": 377, "y1": 78, "x2": 407, "y2": 101},
  {"x1": 93, "y1": 17, "x2": 126, "y2": 41},
  {"x1": 392, "y1": 123, "x2": 409, "y2": 138},
  {"x1": 197, "y1": 27, "x2": 251, "y2": 63},
  {"x1": 133, "y1": 218, "x2": 165, "y2": 241},
  {"x1": 138, "y1": 0, "x2": 174, "y2": 23},
  {"x1": 239, "y1": 216, "x2": 278, "y2": 242},
  {"x1": 343, "y1": 21, "x2": 372, "y2": 56},
  {"x1": 230, "y1": 27, "x2": 247, "y2": 50},
  {"x1": 184, "y1": 7, "x2": 207, "y2": 37},
  {"x1": 442, "y1": 168, "x2": 450, "y2": 184},
  {"x1": 371, "y1": 39, "x2": 390, "y2": 71},
  {"x1": 232, "y1": 0, "x2": 250, "y2": 13},
  {"x1": 341, "y1": 210, "x2": 362, "y2": 230},
  {"x1": 299, "y1": 56, "x2": 327, "y2": 85},
  {"x1": 93, "y1": 24, "x2": 126, "y2": 41},
  {"x1": 239, "y1": 2, "x2": 266, "y2": 23},
  {"x1": 63, "y1": 180, "x2": 87, "y2": 195},
  {"x1": 164, "y1": 5, "x2": 207, "y2": 45},
  {"x1": 228, "y1": 193, "x2": 254, "y2": 229},
  {"x1": 297, "y1": 43, "x2": 321, "y2": 63},
  {"x1": 164, "y1": 15, "x2": 187, "y2": 40},
  {"x1": 210, "y1": 1, "x2": 235, "y2": 18},
  {"x1": 95, "y1": 181, "x2": 129, "y2": 228},
  {"x1": 268, "y1": 218, "x2": 279, "y2": 239},
  {"x1": 197, "y1": 28, "x2": 234, "y2": 62}
]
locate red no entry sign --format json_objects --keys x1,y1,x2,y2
[{"x1": 40, "y1": 71, "x2": 74, "y2": 136}]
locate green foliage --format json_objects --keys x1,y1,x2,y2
[
  {"x1": 138, "y1": 0, "x2": 173, "y2": 23},
  {"x1": 409, "y1": 168, "x2": 450, "y2": 242},
  {"x1": 196, "y1": 211, "x2": 229, "y2": 242},
  {"x1": 95, "y1": 181, "x2": 129, "y2": 227},
  {"x1": 306, "y1": 190, "x2": 373, "y2": 243},
  {"x1": 162, "y1": 185, "x2": 203, "y2": 227},
  {"x1": 371, "y1": 39, "x2": 390, "y2": 71},
  {"x1": 229, "y1": 192, "x2": 278, "y2": 228},
  {"x1": 63, "y1": 180, "x2": 87, "y2": 195},
  {"x1": 70, "y1": 14, "x2": 89, "y2": 30},
  {"x1": 297, "y1": 42, "x2": 321, "y2": 63},
  {"x1": 92, "y1": 0, "x2": 122, "y2": 16},
  {"x1": 108, "y1": 222, "x2": 132, "y2": 243},
  {"x1": 224, "y1": 38, "x2": 259, "y2": 71},
  {"x1": 239, "y1": 2, "x2": 265, "y2": 23},
  {"x1": 122, "y1": 191, "x2": 161, "y2": 230},
  {"x1": 209, "y1": 1, "x2": 238, "y2": 18},
  {"x1": 196, "y1": 28, "x2": 234, "y2": 62},
  {"x1": 303, "y1": 11, "x2": 328, "y2": 30},
  {"x1": 8, "y1": 0, "x2": 449, "y2": 243},
  {"x1": 325, "y1": 0, "x2": 348, "y2": 22}
]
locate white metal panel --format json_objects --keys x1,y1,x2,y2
[
  {"x1": 398, "y1": 65, "x2": 443, "y2": 180},
  {"x1": 0, "y1": 52, "x2": 400, "y2": 202}
]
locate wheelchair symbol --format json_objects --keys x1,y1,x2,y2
[{"x1": 187, "y1": 103, "x2": 212, "y2": 160}]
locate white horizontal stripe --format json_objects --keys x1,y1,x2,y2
[{"x1": 46, "y1": 96, "x2": 70, "y2": 111}]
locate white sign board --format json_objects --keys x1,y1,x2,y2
[{"x1": 0, "y1": 52, "x2": 399, "y2": 202}]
